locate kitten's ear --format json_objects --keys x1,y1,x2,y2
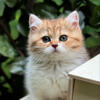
[
  {"x1": 29, "y1": 14, "x2": 42, "y2": 29},
  {"x1": 66, "y1": 11, "x2": 79, "y2": 28}
]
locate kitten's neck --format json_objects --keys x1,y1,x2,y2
[
  {"x1": 29, "y1": 52, "x2": 80, "y2": 65},
  {"x1": 28, "y1": 54, "x2": 81, "y2": 73}
]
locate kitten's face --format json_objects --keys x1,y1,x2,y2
[{"x1": 28, "y1": 11, "x2": 84, "y2": 56}]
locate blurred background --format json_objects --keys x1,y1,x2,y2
[{"x1": 0, "y1": 0, "x2": 100, "y2": 100}]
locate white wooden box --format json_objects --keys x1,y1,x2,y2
[
  {"x1": 20, "y1": 95, "x2": 29, "y2": 100},
  {"x1": 68, "y1": 54, "x2": 100, "y2": 100}
]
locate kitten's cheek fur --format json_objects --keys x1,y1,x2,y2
[
  {"x1": 57, "y1": 46, "x2": 66, "y2": 53},
  {"x1": 44, "y1": 46, "x2": 54, "y2": 54},
  {"x1": 57, "y1": 43, "x2": 67, "y2": 53}
]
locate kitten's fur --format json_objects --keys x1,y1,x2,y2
[{"x1": 25, "y1": 11, "x2": 89, "y2": 100}]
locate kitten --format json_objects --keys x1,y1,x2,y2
[{"x1": 25, "y1": 11, "x2": 89, "y2": 100}]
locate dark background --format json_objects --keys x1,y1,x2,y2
[{"x1": 0, "y1": 0, "x2": 100, "y2": 100}]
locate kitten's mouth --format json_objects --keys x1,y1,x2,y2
[{"x1": 53, "y1": 49, "x2": 58, "y2": 53}]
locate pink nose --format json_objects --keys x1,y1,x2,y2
[{"x1": 52, "y1": 45, "x2": 58, "y2": 49}]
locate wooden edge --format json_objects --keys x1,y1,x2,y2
[
  {"x1": 68, "y1": 54, "x2": 100, "y2": 86},
  {"x1": 67, "y1": 78, "x2": 75, "y2": 100},
  {"x1": 69, "y1": 74, "x2": 100, "y2": 86},
  {"x1": 20, "y1": 95, "x2": 30, "y2": 100}
]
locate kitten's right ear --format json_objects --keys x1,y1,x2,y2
[{"x1": 29, "y1": 14, "x2": 42, "y2": 30}]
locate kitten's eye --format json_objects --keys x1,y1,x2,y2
[
  {"x1": 59, "y1": 35, "x2": 68, "y2": 42},
  {"x1": 42, "y1": 36, "x2": 51, "y2": 43}
]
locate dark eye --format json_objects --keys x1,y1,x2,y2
[
  {"x1": 59, "y1": 35, "x2": 68, "y2": 42},
  {"x1": 42, "y1": 36, "x2": 51, "y2": 43}
]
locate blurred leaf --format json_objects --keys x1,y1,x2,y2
[
  {"x1": 83, "y1": 25, "x2": 100, "y2": 37},
  {"x1": 0, "y1": 35, "x2": 16, "y2": 57},
  {"x1": 32, "y1": 3, "x2": 57, "y2": 18},
  {"x1": 85, "y1": 37, "x2": 100, "y2": 48},
  {"x1": 83, "y1": 25, "x2": 100, "y2": 33},
  {"x1": 52, "y1": 0, "x2": 63, "y2": 6},
  {"x1": 41, "y1": 9, "x2": 56, "y2": 19},
  {"x1": 10, "y1": 57, "x2": 26, "y2": 75},
  {"x1": 89, "y1": 0, "x2": 100, "y2": 6},
  {"x1": 9, "y1": 20, "x2": 19, "y2": 40},
  {"x1": 89, "y1": 6, "x2": 100, "y2": 26},
  {"x1": 15, "y1": 10, "x2": 21, "y2": 21},
  {"x1": 4, "y1": 0, "x2": 17, "y2": 7},
  {"x1": 70, "y1": 0, "x2": 86, "y2": 9},
  {"x1": 3, "y1": 83, "x2": 12, "y2": 93},
  {"x1": 59, "y1": 7, "x2": 64, "y2": 13},
  {"x1": 1, "y1": 57, "x2": 14, "y2": 78},
  {"x1": 0, "y1": 0, "x2": 5, "y2": 16},
  {"x1": 79, "y1": 2, "x2": 86, "y2": 8},
  {"x1": 36, "y1": 0, "x2": 44, "y2": 3},
  {"x1": 9, "y1": 10, "x2": 21, "y2": 40},
  {"x1": 0, "y1": 76, "x2": 5, "y2": 83},
  {"x1": 59, "y1": 10, "x2": 71, "y2": 17}
]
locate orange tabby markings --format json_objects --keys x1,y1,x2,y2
[{"x1": 28, "y1": 18, "x2": 83, "y2": 52}]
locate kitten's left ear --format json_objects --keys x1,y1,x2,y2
[
  {"x1": 29, "y1": 14, "x2": 42, "y2": 29},
  {"x1": 66, "y1": 11, "x2": 79, "y2": 28}
]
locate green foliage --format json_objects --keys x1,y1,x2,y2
[
  {"x1": 85, "y1": 37, "x2": 100, "y2": 48},
  {"x1": 4, "y1": 0, "x2": 17, "y2": 7},
  {"x1": 9, "y1": 10, "x2": 21, "y2": 40},
  {"x1": 89, "y1": 6, "x2": 100, "y2": 26},
  {"x1": 0, "y1": 0, "x2": 100, "y2": 99},
  {"x1": 32, "y1": 3, "x2": 58, "y2": 18},
  {"x1": 36, "y1": 0, "x2": 44, "y2": 3},
  {"x1": 0, "y1": 0, "x2": 5, "y2": 16},
  {"x1": 89, "y1": 0, "x2": 100, "y2": 6},
  {"x1": 52, "y1": 0, "x2": 63, "y2": 6},
  {"x1": 0, "y1": 35, "x2": 16, "y2": 57},
  {"x1": 83, "y1": 26, "x2": 100, "y2": 47},
  {"x1": 10, "y1": 57, "x2": 26, "y2": 75}
]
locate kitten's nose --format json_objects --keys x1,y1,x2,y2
[{"x1": 52, "y1": 44, "x2": 58, "y2": 49}]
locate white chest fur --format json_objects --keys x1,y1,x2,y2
[
  {"x1": 25, "y1": 47, "x2": 89, "y2": 100},
  {"x1": 25, "y1": 56, "x2": 83, "y2": 100}
]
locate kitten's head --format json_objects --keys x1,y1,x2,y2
[{"x1": 28, "y1": 11, "x2": 84, "y2": 59}]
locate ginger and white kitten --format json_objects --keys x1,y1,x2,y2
[{"x1": 25, "y1": 11, "x2": 89, "y2": 100}]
